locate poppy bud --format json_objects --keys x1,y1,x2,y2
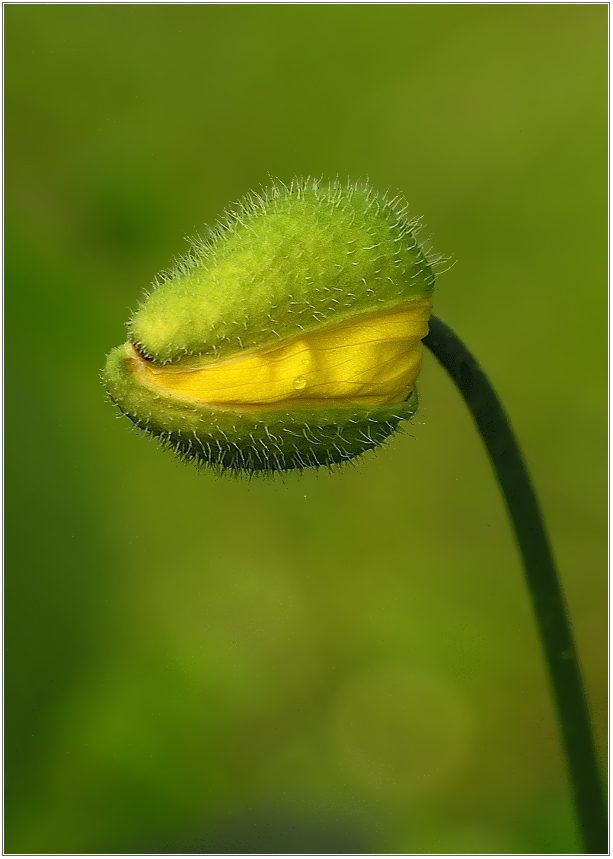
[{"x1": 103, "y1": 179, "x2": 435, "y2": 474}]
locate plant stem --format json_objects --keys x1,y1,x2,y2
[{"x1": 423, "y1": 315, "x2": 607, "y2": 854}]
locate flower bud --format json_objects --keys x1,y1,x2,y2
[{"x1": 103, "y1": 179, "x2": 435, "y2": 474}]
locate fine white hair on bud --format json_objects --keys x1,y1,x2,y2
[{"x1": 103, "y1": 178, "x2": 436, "y2": 475}]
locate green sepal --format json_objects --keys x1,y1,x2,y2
[
  {"x1": 128, "y1": 180, "x2": 435, "y2": 366},
  {"x1": 104, "y1": 344, "x2": 418, "y2": 474}
]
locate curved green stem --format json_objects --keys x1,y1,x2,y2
[{"x1": 423, "y1": 315, "x2": 606, "y2": 854}]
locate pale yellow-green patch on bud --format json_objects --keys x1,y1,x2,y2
[{"x1": 103, "y1": 178, "x2": 436, "y2": 474}]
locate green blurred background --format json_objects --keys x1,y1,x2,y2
[{"x1": 5, "y1": 5, "x2": 607, "y2": 854}]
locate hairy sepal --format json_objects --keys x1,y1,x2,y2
[{"x1": 104, "y1": 343, "x2": 417, "y2": 474}]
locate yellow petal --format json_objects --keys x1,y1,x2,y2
[{"x1": 132, "y1": 298, "x2": 432, "y2": 410}]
